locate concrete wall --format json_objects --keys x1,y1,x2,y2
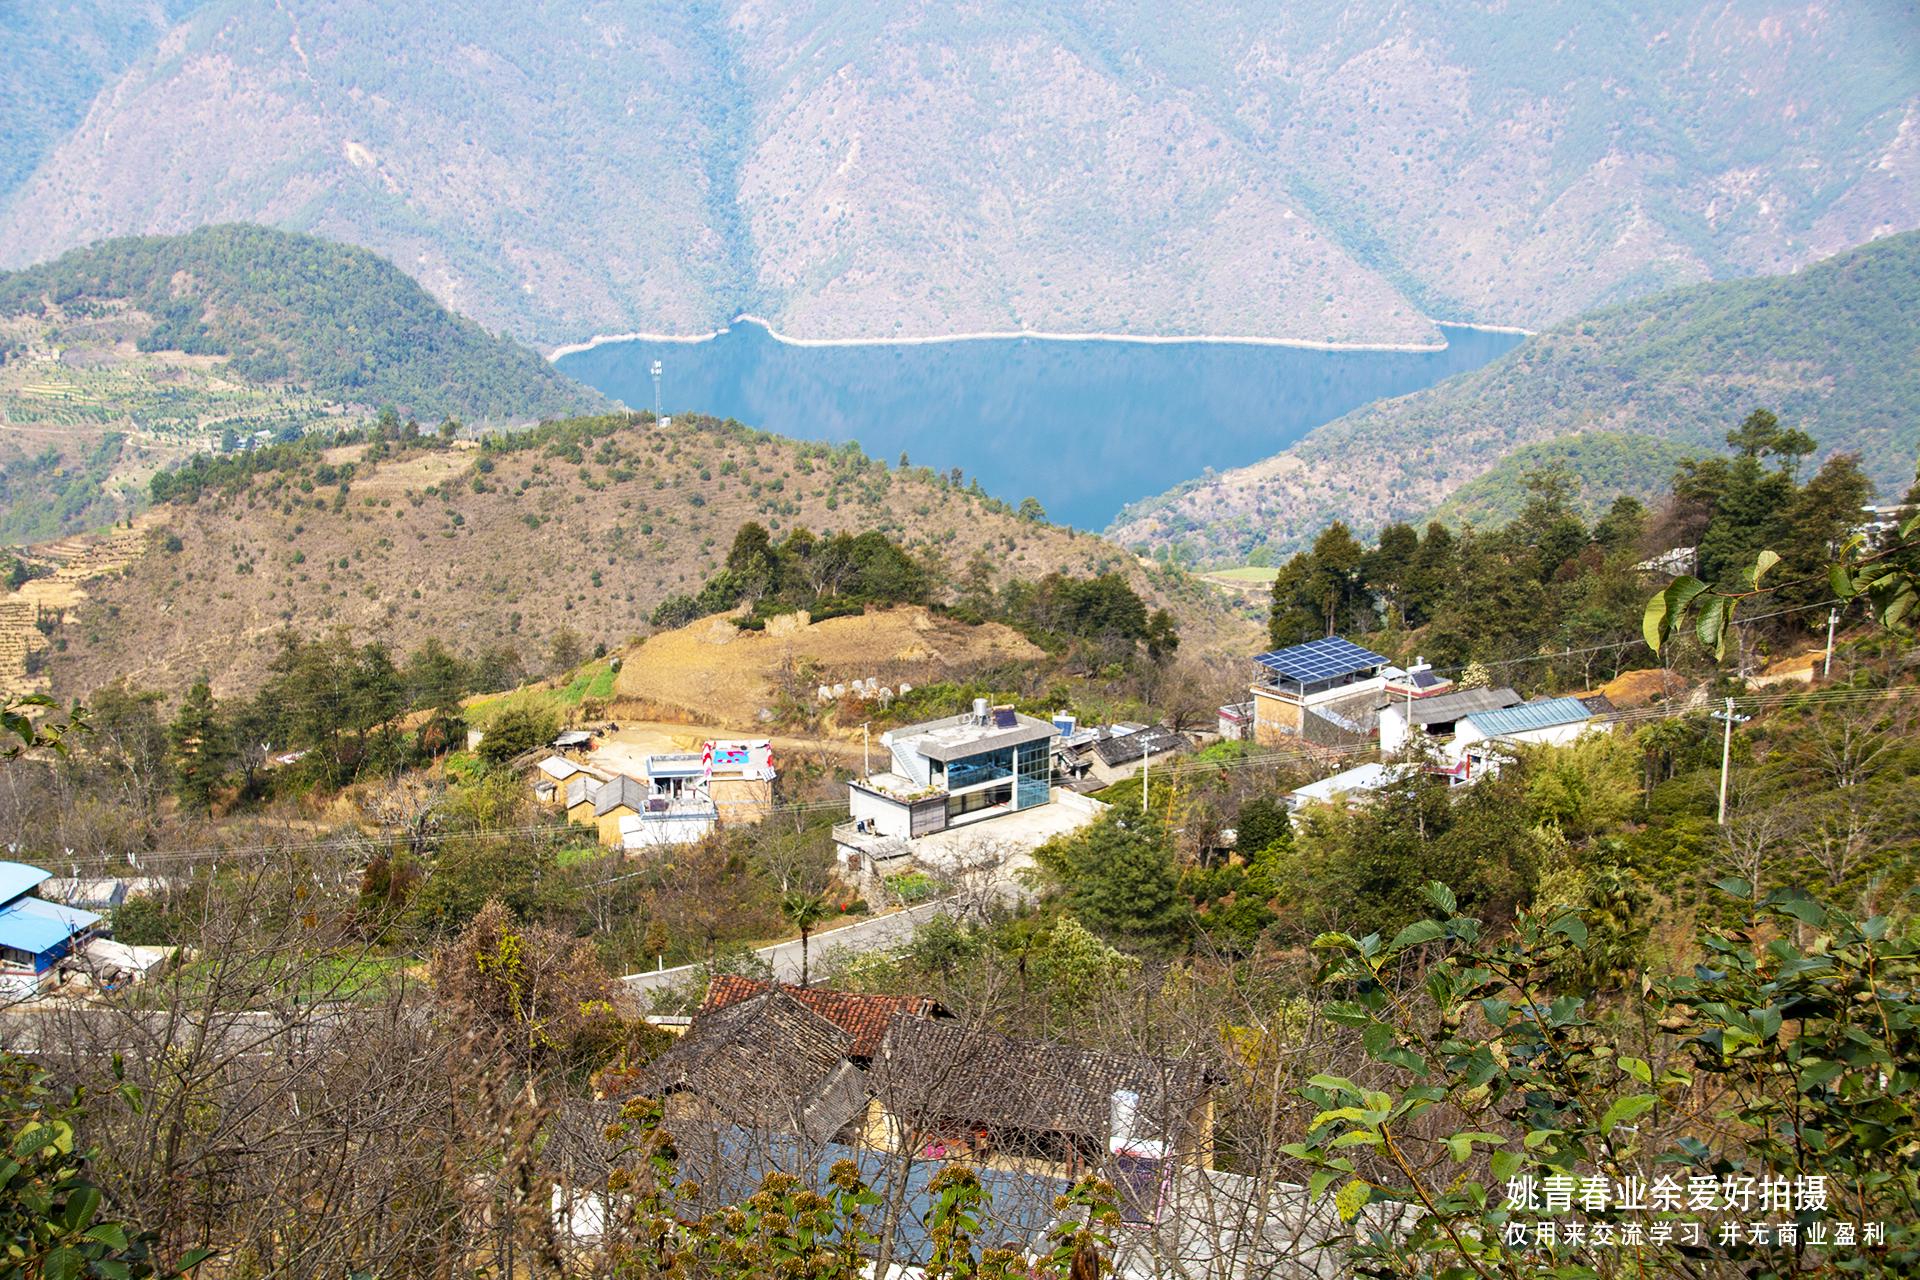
[
  {"x1": 849, "y1": 786, "x2": 912, "y2": 839},
  {"x1": 1450, "y1": 719, "x2": 1603, "y2": 764}
]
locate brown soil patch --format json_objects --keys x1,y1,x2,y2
[
  {"x1": 1599, "y1": 667, "x2": 1689, "y2": 709},
  {"x1": 612, "y1": 605, "x2": 1044, "y2": 725}
]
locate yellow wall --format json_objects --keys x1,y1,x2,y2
[
  {"x1": 1251, "y1": 685, "x2": 1302, "y2": 742},
  {"x1": 709, "y1": 776, "x2": 774, "y2": 824}
]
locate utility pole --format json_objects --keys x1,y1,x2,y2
[
  {"x1": 1823, "y1": 609, "x2": 1838, "y2": 677},
  {"x1": 1141, "y1": 740, "x2": 1150, "y2": 814},
  {"x1": 862, "y1": 721, "x2": 870, "y2": 778},
  {"x1": 1713, "y1": 697, "x2": 1751, "y2": 825}
]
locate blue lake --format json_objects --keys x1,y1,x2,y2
[{"x1": 556, "y1": 321, "x2": 1524, "y2": 532}]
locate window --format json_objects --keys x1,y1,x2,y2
[
  {"x1": 1014, "y1": 738, "x2": 1050, "y2": 809},
  {"x1": 946, "y1": 747, "x2": 1013, "y2": 792},
  {"x1": 947, "y1": 783, "x2": 1012, "y2": 820}
]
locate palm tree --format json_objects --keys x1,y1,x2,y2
[{"x1": 780, "y1": 890, "x2": 832, "y2": 988}]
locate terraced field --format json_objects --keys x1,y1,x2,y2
[{"x1": 1, "y1": 348, "x2": 342, "y2": 440}]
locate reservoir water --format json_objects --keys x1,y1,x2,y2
[{"x1": 556, "y1": 321, "x2": 1524, "y2": 532}]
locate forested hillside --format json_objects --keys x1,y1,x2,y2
[
  {"x1": 1111, "y1": 231, "x2": 1920, "y2": 563},
  {"x1": 0, "y1": 225, "x2": 604, "y2": 541},
  {"x1": 0, "y1": 226, "x2": 601, "y2": 423},
  {"x1": 2, "y1": 1, "x2": 1913, "y2": 345}
]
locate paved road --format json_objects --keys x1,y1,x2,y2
[{"x1": 620, "y1": 897, "x2": 965, "y2": 995}]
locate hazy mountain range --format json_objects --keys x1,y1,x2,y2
[{"x1": 3, "y1": 1, "x2": 1916, "y2": 348}]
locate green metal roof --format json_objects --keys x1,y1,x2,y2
[{"x1": 1464, "y1": 697, "x2": 1592, "y2": 738}]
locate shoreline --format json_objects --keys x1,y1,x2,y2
[{"x1": 547, "y1": 314, "x2": 1534, "y2": 361}]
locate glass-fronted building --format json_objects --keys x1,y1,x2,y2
[{"x1": 842, "y1": 708, "x2": 1058, "y2": 844}]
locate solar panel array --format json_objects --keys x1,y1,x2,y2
[{"x1": 1253, "y1": 636, "x2": 1389, "y2": 683}]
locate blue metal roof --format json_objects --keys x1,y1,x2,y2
[
  {"x1": 1463, "y1": 697, "x2": 1593, "y2": 738},
  {"x1": 0, "y1": 861, "x2": 49, "y2": 906},
  {"x1": 1254, "y1": 636, "x2": 1389, "y2": 683},
  {"x1": 0, "y1": 895, "x2": 100, "y2": 956}
]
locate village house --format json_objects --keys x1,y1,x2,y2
[
  {"x1": 1377, "y1": 685, "x2": 1523, "y2": 756},
  {"x1": 0, "y1": 861, "x2": 107, "y2": 998},
  {"x1": 1447, "y1": 696, "x2": 1609, "y2": 776},
  {"x1": 621, "y1": 985, "x2": 1216, "y2": 1190},
  {"x1": 565, "y1": 773, "x2": 649, "y2": 847},
  {"x1": 548, "y1": 740, "x2": 776, "y2": 850},
  {"x1": 549, "y1": 988, "x2": 1356, "y2": 1276},
  {"x1": 833, "y1": 702, "x2": 1090, "y2": 876},
  {"x1": 533, "y1": 755, "x2": 607, "y2": 807},
  {"x1": 691, "y1": 739, "x2": 776, "y2": 823},
  {"x1": 1249, "y1": 637, "x2": 1390, "y2": 746},
  {"x1": 698, "y1": 976, "x2": 946, "y2": 1064},
  {"x1": 1053, "y1": 722, "x2": 1192, "y2": 790},
  {"x1": 1287, "y1": 762, "x2": 1406, "y2": 810}
]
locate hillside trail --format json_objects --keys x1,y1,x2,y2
[{"x1": 0, "y1": 510, "x2": 164, "y2": 694}]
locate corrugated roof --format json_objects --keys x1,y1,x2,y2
[
  {"x1": 0, "y1": 895, "x2": 101, "y2": 956},
  {"x1": 1253, "y1": 637, "x2": 1388, "y2": 684},
  {"x1": 1393, "y1": 686, "x2": 1522, "y2": 726},
  {"x1": 1464, "y1": 697, "x2": 1593, "y2": 738},
  {"x1": 0, "y1": 861, "x2": 49, "y2": 905}
]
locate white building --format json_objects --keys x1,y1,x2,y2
[
  {"x1": 832, "y1": 702, "x2": 1071, "y2": 869},
  {"x1": 1287, "y1": 762, "x2": 1408, "y2": 811},
  {"x1": 1378, "y1": 686, "x2": 1523, "y2": 755},
  {"x1": 1449, "y1": 697, "x2": 1607, "y2": 776}
]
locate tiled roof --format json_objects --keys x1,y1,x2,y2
[
  {"x1": 873, "y1": 1016, "x2": 1217, "y2": 1145},
  {"x1": 1464, "y1": 697, "x2": 1593, "y2": 738},
  {"x1": 701, "y1": 976, "x2": 943, "y2": 1059},
  {"x1": 594, "y1": 774, "x2": 650, "y2": 816},
  {"x1": 1092, "y1": 726, "x2": 1190, "y2": 768},
  {"x1": 535, "y1": 756, "x2": 581, "y2": 780},
  {"x1": 1392, "y1": 686, "x2": 1522, "y2": 726},
  {"x1": 639, "y1": 989, "x2": 866, "y2": 1141}
]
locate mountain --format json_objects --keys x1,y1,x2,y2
[
  {"x1": 18, "y1": 414, "x2": 1242, "y2": 699},
  {"x1": 1107, "y1": 230, "x2": 1920, "y2": 563},
  {"x1": 1, "y1": 2, "x2": 1914, "y2": 348},
  {"x1": 1427, "y1": 433, "x2": 1701, "y2": 530},
  {"x1": 0, "y1": 225, "x2": 604, "y2": 543},
  {"x1": 0, "y1": 226, "x2": 600, "y2": 423},
  {"x1": 0, "y1": 1, "x2": 201, "y2": 197}
]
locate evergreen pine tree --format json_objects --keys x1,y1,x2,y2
[{"x1": 168, "y1": 678, "x2": 226, "y2": 813}]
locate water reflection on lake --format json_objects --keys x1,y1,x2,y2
[{"x1": 557, "y1": 320, "x2": 1523, "y2": 531}]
